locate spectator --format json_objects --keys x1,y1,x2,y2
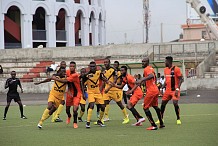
[
  {"x1": 46, "y1": 63, "x2": 59, "y2": 76},
  {"x1": 0, "y1": 65, "x2": 3, "y2": 74}
]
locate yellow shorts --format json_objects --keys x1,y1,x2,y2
[
  {"x1": 103, "y1": 90, "x2": 123, "y2": 102},
  {"x1": 48, "y1": 94, "x2": 64, "y2": 108},
  {"x1": 80, "y1": 97, "x2": 86, "y2": 105},
  {"x1": 87, "y1": 92, "x2": 104, "y2": 104}
]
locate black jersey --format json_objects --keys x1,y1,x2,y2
[{"x1": 5, "y1": 78, "x2": 21, "y2": 97}]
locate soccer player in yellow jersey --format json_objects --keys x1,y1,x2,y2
[
  {"x1": 81, "y1": 61, "x2": 109, "y2": 128},
  {"x1": 103, "y1": 59, "x2": 129, "y2": 124},
  {"x1": 34, "y1": 67, "x2": 67, "y2": 129}
]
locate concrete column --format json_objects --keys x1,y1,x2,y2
[
  {"x1": 47, "y1": 15, "x2": 56, "y2": 47},
  {"x1": 102, "y1": 20, "x2": 106, "y2": 45},
  {"x1": 21, "y1": 14, "x2": 33, "y2": 48},
  {"x1": 92, "y1": 18, "x2": 99, "y2": 46},
  {"x1": 66, "y1": 16, "x2": 75, "y2": 47},
  {"x1": 98, "y1": 19, "x2": 104, "y2": 45},
  {"x1": 81, "y1": 17, "x2": 89, "y2": 46},
  {"x1": 0, "y1": 14, "x2": 4, "y2": 49}
]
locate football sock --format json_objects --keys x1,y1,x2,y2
[
  {"x1": 79, "y1": 110, "x2": 84, "y2": 118},
  {"x1": 122, "y1": 108, "x2": 128, "y2": 118},
  {"x1": 73, "y1": 112, "x2": 78, "y2": 123},
  {"x1": 160, "y1": 104, "x2": 166, "y2": 119},
  {"x1": 99, "y1": 110, "x2": 104, "y2": 121},
  {"x1": 87, "y1": 108, "x2": 93, "y2": 122},
  {"x1": 53, "y1": 104, "x2": 64, "y2": 120},
  {"x1": 52, "y1": 110, "x2": 57, "y2": 121},
  {"x1": 144, "y1": 109, "x2": 156, "y2": 127},
  {"x1": 104, "y1": 104, "x2": 110, "y2": 118},
  {"x1": 174, "y1": 105, "x2": 180, "y2": 120},
  {"x1": 19, "y1": 104, "x2": 24, "y2": 117},
  {"x1": 129, "y1": 107, "x2": 143, "y2": 120},
  {"x1": 39, "y1": 108, "x2": 50, "y2": 125},
  {"x1": 153, "y1": 106, "x2": 164, "y2": 125},
  {"x1": 4, "y1": 106, "x2": 9, "y2": 118}
]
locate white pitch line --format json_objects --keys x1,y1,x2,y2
[{"x1": 180, "y1": 113, "x2": 218, "y2": 117}]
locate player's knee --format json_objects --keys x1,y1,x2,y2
[{"x1": 61, "y1": 100, "x2": 65, "y2": 105}]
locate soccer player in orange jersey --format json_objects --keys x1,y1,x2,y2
[
  {"x1": 136, "y1": 57, "x2": 165, "y2": 130},
  {"x1": 112, "y1": 66, "x2": 145, "y2": 126},
  {"x1": 158, "y1": 56, "x2": 183, "y2": 125},
  {"x1": 52, "y1": 61, "x2": 82, "y2": 129}
]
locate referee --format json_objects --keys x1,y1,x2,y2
[{"x1": 3, "y1": 71, "x2": 27, "y2": 120}]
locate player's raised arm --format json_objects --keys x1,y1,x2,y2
[{"x1": 34, "y1": 77, "x2": 51, "y2": 85}]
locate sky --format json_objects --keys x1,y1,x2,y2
[{"x1": 105, "y1": 0, "x2": 213, "y2": 44}]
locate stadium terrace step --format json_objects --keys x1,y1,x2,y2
[
  {"x1": 204, "y1": 72, "x2": 218, "y2": 78},
  {"x1": 209, "y1": 66, "x2": 218, "y2": 72}
]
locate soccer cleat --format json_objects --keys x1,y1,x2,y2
[
  {"x1": 37, "y1": 123, "x2": 42, "y2": 129},
  {"x1": 78, "y1": 117, "x2": 83, "y2": 122},
  {"x1": 177, "y1": 120, "x2": 182, "y2": 125},
  {"x1": 134, "y1": 117, "x2": 145, "y2": 125},
  {"x1": 97, "y1": 120, "x2": 105, "y2": 127},
  {"x1": 86, "y1": 122, "x2": 91, "y2": 129},
  {"x1": 3, "y1": 117, "x2": 6, "y2": 120},
  {"x1": 73, "y1": 123, "x2": 78, "y2": 129},
  {"x1": 103, "y1": 117, "x2": 110, "y2": 122},
  {"x1": 55, "y1": 118, "x2": 63, "y2": 122},
  {"x1": 21, "y1": 115, "x2": 27, "y2": 119},
  {"x1": 159, "y1": 124, "x2": 165, "y2": 128},
  {"x1": 66, "y1": 117, "x2": 71, "y2": 124},
  {"x1": 132, "y1": 122, "x2": 143, "y2": 126},
  {"x1": 146, "y1": 126, "x2": 158, "y2": 130},
  {"x1": 155, "y1": 119, "x2": 164, "y2": 124},
  {"x1": 122, "y1": 117, "x2": 130, "y2": 124}
]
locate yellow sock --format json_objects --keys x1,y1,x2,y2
[
  {"x1": 39, "y1": 108, "x2": 50, "y2": 125},
  {"x1": 87, "y1": 108, "x2": 93, "y2": 122},
  {"x1": 53, "y1": 104, "x2": 64, "y2": 120},
  {"x1": 99, "y1": 110, "x2": 104, "y2": 121},
  {"x1": 122, "y1": 108, "x2": 128, "y2": 118},
  {"x1": 51, "y1": 110, "x2": 57, "y2": 122},
  {"x1": 79, "y1": 110, "x2": 84, "y2": 118},
  {"x1": 104, "y1": 104, "x2": 110, "y2": 118}
]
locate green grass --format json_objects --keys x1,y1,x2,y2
[{"x1": 0, "y1": 104, "x2": 218, "y2": 146}]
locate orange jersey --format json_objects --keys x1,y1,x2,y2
[
  {"x1": 164, "y1": 66, "x2": 182, "y2": 91},
  {"x1": 143, "y1": 66, "x2": 159, "y2": 93},
  {"x1": 122, "y1": 74, "x2": 142, "y2": 94},
  {"x1": 66, "y1": 70, "x2": 82, "y2": 96}
]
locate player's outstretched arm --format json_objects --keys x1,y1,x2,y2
[
  {"x1": 51, "y1": 76, "x2": 68, "y2": 83},
  {"x1": 34, "y1": 78, "x2": 51, "y2": 85}
]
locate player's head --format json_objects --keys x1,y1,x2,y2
[
  {"x1": 57, "y1": 67, "x2": 66, "y2": 78},
  {"x1": 113, "y1": 61, "x2": 119, "y2": 69},
  {"x1": 142, "y1": 57, "x2": 149, "y2": 68},
  {"x1": 11, "y1": 71, "x2": 16, "y2": 79},
  {"x1": 157, "y1": 73, "x2": 160, "y2": 78},
  {"x1": 104, "y1": 58, "x2": 110, "y2": 68},
  {"x1": 69, "y1": 61, "x2": 76, "y2": 73},
  {"x1": 165, "y1": 56, "x2": 173, "y2": 67},
  {"x1": 60, "y1": 61, "x2": 66, "y2": 69},
  {"x1": 89, "y1": 61, "x2": 96, "y2": 73},
  {"x1": 120, "y1": 66, "x2": 128, "y2": 77},
  {"x1": 80, "y1": 68, "x2": 86, "y2": 76}
]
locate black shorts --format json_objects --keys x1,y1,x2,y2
[{"x1": 7, "y1": 95, "x2": 21, "y2": 103}]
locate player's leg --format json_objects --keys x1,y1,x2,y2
[
  {"x1": 16, "y1": 100, "x2": 27, "y2": 119},
  {"x1": 66, "y1": 106, "x2": 71, "y2": 124},
  {"x1": 123, "y1": 91, "x2": 128, "y2": 105},
  {"x1": 73, "y1": 105, "x2": 79, "y2": 128},
  {"x1": 96, "y1": 104, "x2": 101, "y2": 118},
  {"x1": 52, "y1": 100, "x2": 65, "y2": 122},
  {"x1": 144, "y1": 107, "x2": 158, "y2": 130},
  {"x1": 86, "y1": 102, "x2": 94, "y2": 128},
  {"x1": 38, "y1": 102, "x2": 56, "y2": 128},
  {"x1": 153, "y1": 106, "x2": 165, "y2": 128},
  {"x1": 3, "y1": 96, "x2": 12, "y2": 120},
  {"x1": 78, "y1": 103, "x2": 85, "y2": 122},
  {"x1": 127, "y1": 102, "x2": 144, "y2": 126},
  {"x1": 173, "y1": 100, "x2": 181, "y2": 124},
  {"x1": 103, "y1": 99, "x2": 110, "y2": 121}
]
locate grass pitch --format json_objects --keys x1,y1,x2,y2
[{"x1": 0, "y1": 104, "x2": 218, "y2": 146}]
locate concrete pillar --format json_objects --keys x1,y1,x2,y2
[
  {"x1": 0, "y1": 14, "x2": 4, "y2": 49},
  {"x1": 66, "y1": 16, "x2": 75, "y2": 47},
  {"x1": 21, "y1": 14, "x2": 33, "y2": 48},
  {"x1": 92, "y1": 18, "x2": 99, "y2": 46},
  {"x1": 47, "y1": 15, "x2": 56, "y2": 47},
  {"x1": 103, "y1": 20, "x2": 106, "y2": 45},
  {"x1": 81, "y1": 17, "x2": 89, "y2": 46}
]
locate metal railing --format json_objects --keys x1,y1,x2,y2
[
  {"x1": 32, "y1": 30, "x2": 46, "y2": 41},
  {"x1": 56, "y1": 30, "x2": 66, "y2": 41}
]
